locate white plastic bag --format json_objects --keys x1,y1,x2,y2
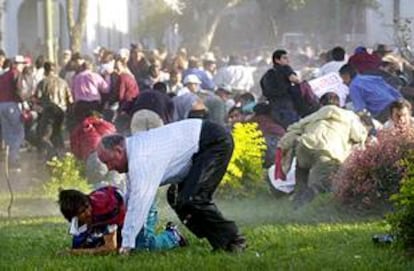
[{"x1": 268, "y1": 158, "x2": 296, "y2": 194}]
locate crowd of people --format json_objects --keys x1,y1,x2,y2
[{"x1": 1, "y1": 41, "x2": 414, "y2": 254}]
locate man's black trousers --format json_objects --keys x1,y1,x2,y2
[{"x1": 167, "y1": 120, "x2": 240, "y2": 250}]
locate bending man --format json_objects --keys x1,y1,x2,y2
[{"x1": 97, "y1": 119, "x2": 246, "y2": 253}]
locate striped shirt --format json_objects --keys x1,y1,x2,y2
[{"x1": 122, "y1": 119, "x2": 202, "y2": 248}]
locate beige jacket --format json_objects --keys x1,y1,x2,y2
[{"x1": 278, "y1": 105, "x2": 367, "y2": 166}]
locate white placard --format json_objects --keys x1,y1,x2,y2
[{"x1": 309, "y1": 72, "x2": 349, "y2": 107}]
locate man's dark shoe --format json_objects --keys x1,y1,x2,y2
[
  {"x1": 226, "y1": 235, "x2": 247, "y2": 253},
  {"x1": 165, "y1": 222, "x2": 188, "y2": 247}
]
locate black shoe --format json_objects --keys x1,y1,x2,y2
[
  {"x1": 165, "y1": 222, "x2": 188, "y2": 247},
  {"x1": 226, "y1": 235, "x2": 247, "y2": 253}
]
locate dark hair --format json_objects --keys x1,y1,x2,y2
[
  {"x1": 188, "y1": 57, "x2": 201, "y2": 68},
  {"x1": 100, "y1": 134, "x2": 125, "y2": 150},
  {"x1": 229, "y1": 106, "x2": 243, "y2": 115},
  {"x1": 389, "y1": 99, "x2": 412, "y2": 115},
  {"x1": 153, "y1": 82, "x2": 167, "y2": 94},
  {"x1": 2, "y1": 58, "x2": 11, "y2": 69},
  {"x1": 81, "y1": 55, "x2": 94, "y2": 70},
  {"x1": 331, "y1": 47, "x2": 345, "y2": 61},
  {"x1": 339, "y1": 64, "x2": 357, "y2": 78},
  {"x1": 238, "y1": 93, "x2": 255, "y2": 105},
  {"x1": 35, "y1": 55, "x2": 45, "y2": 70},
  {"x1": 319, "y1": 92, "x2": 340, "y2": 107},
  {"x1": 228, "y1": 55, "x2": 242, "y2": 66},
  {"x1": 58, "y1": 189, "x2": 89, "y2": 222},
  {"x1": 43, "y1": 61, "x2": 56, "y2": 75},
  {"x1": 272, "y1": 49, "x2": 287, "y2": 64},
  {"x1": 253, "y1": 102, "x2": 271, "y2": 115}
]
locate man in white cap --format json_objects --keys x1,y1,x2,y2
[{"x1": 177, "y1": 74, "x2": 202, "y2": 96}]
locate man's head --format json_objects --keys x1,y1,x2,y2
[
  {"x1": 331, "y1": 46, "x2": 345, "y2": 61},
  {"x1": 43, "y1": 61, "x2": 56, "y2": 76},
  {"x1": 228, "y1": 106, "x2": 243, "y2": 127},
  {"x1": 13, "y1": 55, "x2": 27, "y2": 72},
  {"x1": 149, "y1": 63, "x2": 161, "y2": 78},
  {"x1": 188, "y1": 56, "x2": 201, "y2": 69},
  {"x1": 97, "y1": 134, "x2": 128, "y2": 173},
  {"x1": 339, "y1": 64, "x2": 357, "y2": 86},
  {"x1": 319, "y1": 92, "x2": 340, "y2": 107},
  {"x1": 62, "y1": 49, "x2": 72, "y2": 64},
  {"x1": 183, "y1": 74, "x2": 201, "y2": 92},
  {"x1": 389, "y1": 99, "x2": 412, "y2": 130},
  {"x1": 169, "y1": 69, "x2": 182, "y2": 85},
  {"x1": 272, "y1": 49, "x2": 289, "y2": 66},
  {"x1": 153, "y1": 82, "x2": 168, "y2": 94},
  {"x1": 0, "y1": 49, "x2": 6, "y2": 68},
  {"x1": 58, "y1": 189, "x2": 92, "y2": 224},
  {"x1": 381, "y1": 54, "x2": 401, "y2": 74},
  {"x1": 215, "y1": 83, "x2": 232, "y2": 100}
]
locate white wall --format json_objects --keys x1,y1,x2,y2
[{"x1": 3, "y1": 0, "x2": 139, "y2": 57}]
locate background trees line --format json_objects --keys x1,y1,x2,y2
[{"x1": 66, "y1": 0, "x2": 380, "y2": 54}]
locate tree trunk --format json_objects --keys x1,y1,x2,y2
[
  {"x1": 197, "y1": 0, "x2": 241, "y2": 52},
  {"x1": 66, "y1": 0, "x2": 88, "y2": 53}
]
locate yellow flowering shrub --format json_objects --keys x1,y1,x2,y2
[
  {"x1": 219, "y1": 122, "x2": 267, "y2": 197},
  {"x1": 43, "y1": 153, "x2": 92, "y2": 198}
]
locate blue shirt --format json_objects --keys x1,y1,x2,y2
[{"x1": 349, "y1": 75, "x2": 402, "y2": 116}]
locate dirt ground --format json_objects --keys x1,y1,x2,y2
[
  {"x1": 0, "y1": 148, "x2": 58, "y2": 217},
  {"x1": 0, "y1": 149, "x2": 50, "y2": 194}
]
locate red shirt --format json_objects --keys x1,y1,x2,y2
[
  {"x1": 348, "y1": 52, "x2": 381, "y2": 74},
  {"x1": 90, "y1": 186, "x2": 125, "y2": 227},
  {"x1": 117, "y1": 73, "x2": 139, "y2": 103},
  {"x1": 0, "y1": 68, "x2": 20, "y2": 102}
]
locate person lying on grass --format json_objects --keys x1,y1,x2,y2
[{"x1": 58, "y1": 185, "x2": 187, "y2": 255}]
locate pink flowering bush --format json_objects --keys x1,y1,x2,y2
[{"x1": 333, "y1": 128, "x2": 414, "y2": 209}]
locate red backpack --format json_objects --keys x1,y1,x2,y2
[{"x1": 70, "y1": 116, "x2": 116, "y2": 160}]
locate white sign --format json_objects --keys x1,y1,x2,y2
[{"x1": 309, "y1": 72, "x2": 349, "y2": 107}]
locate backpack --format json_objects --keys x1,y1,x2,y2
[
  {"x1": 260, "y1": 66, "x2": 293, "y2": 102},
  {"x1": 70, "y1": 116, "x2": 116, "y2": 160},
  {"x1": 289, "y1": 81, "x2": 320, "y2": 118}
]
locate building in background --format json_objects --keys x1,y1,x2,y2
[
  {"x1": 1, "y1": 0, "x2": 143, "y2": 57},
  {"x1": 366, "y1": 0, "x2": 414, "y2": 48}
]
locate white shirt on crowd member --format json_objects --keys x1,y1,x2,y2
[
  {"x1": 214, "y1": 65, "x2": 255, "y2": 92},
  {"x1": 317, "y1": 60, "x2": 347, "y2": 77},
  {"x1": 121, "y1": 119, "x2": 202, "y2": 248}
]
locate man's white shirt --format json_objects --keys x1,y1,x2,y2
[{"x1": 121, "y1": 119, "x2": 202, "y2": 248}]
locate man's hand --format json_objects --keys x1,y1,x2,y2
[{"x1": 119, "y1": 247, "x2": 132, "y2": 255}]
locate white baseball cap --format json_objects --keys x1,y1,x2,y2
[
  {"x1": 13, "y1": 55, "x2": 27, "y2": 64},
  {"x1": 183, "y1": 74, "x2": 202, "y2": 85}
]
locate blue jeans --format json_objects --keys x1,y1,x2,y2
[
  {"x1": 135, "y1": 203, "x2": 180, "y2": 251},
  {"x1": 0, "y1": 102, "x2": 24, "y2": 164}
]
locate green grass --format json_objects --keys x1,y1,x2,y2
[{"x1": 0, "y1": 194, "x2": 414, "y2": 270}]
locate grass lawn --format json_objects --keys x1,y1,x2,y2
[{"x1": 0, "y1": 193, "x2": 413, "y2": 270}]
